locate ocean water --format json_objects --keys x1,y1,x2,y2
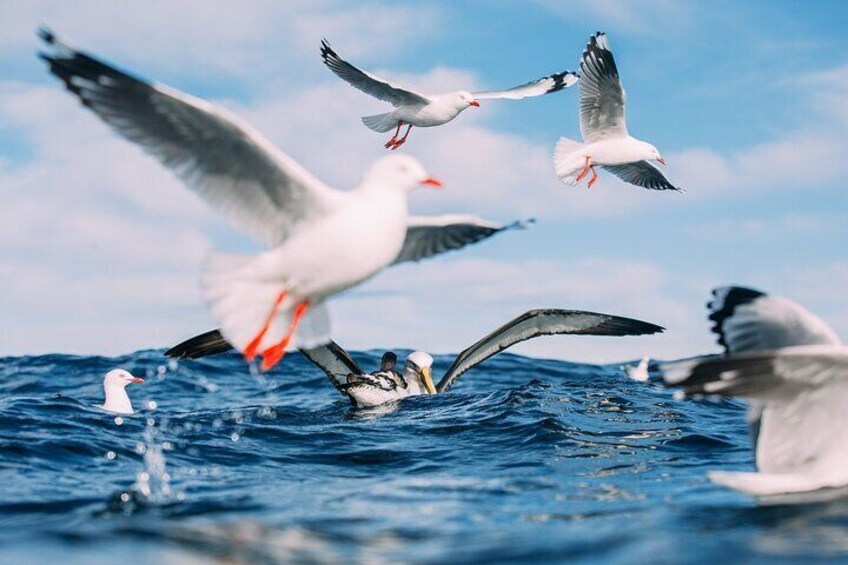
[{"x1": 1, "y1": 350, "x2": 847, "y2": 564}]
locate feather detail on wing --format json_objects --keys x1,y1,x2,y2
[{"x1": 474, "y1": 71, "x2": 578, "y2": 100}]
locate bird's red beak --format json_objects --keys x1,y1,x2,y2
[
  {"x1": 420, "y1": 177, "x2": 443, "y2": 188},
  {"x1": 469, "y1": 100, "x2": 480, "y2": 107},
  {"x1": 657, "y1": 157, "x2": 667, "y2": 165},
  {"x1": 132, "y1": 377, "x2": 145, "y2": 384}
]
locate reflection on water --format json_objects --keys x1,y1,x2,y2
[{"x1": 0, "y1": 350, "x2": 847, "y2": 563}]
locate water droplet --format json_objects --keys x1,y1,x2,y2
[
  {"x1": 120, "y1": 492, "x2": 130, "y2": 503},
  {"x1": 157, "y1": 365, "x2": 167, "y2": 375},
  {"x1": 162, "y1": 441, "x2": 173, "y2": 451},
  {"x1": 230, "y1": 432, "x2": 240, "y2": 442},
  {"x1": 106, "y1": 451, "x2": 116, "y2": 460},
  {"x1": 135, "y1": 442, "x2": 147, "y2": 454},
  {"x1": 146, "y1": 400, "x2": 158, "y2": 410},
  {"x1": 114, "y1": 417, "x2": 124, "y2": 426},
  {"x1": 146, "y1": 417, "x2": 156, "y2": 427},
  {"x1": 167, "y1": 359, "x2": 178, "y2": 371}
]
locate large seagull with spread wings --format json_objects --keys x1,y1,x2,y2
[{"x1": 39, "y1": 28, "x2": 529, "y2": 371}]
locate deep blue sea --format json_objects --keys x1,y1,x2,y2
[{"x1": 2, "y1": 350, "x2": 848, "y2": 564}]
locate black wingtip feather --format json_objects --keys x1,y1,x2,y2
[
  {"x1": 165, "y1": 329, "x2": 234, "y2": 359},
  {"x1": 707, "y1": 286, "x2": 766, "y2": 353}
]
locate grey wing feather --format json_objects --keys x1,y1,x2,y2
[
  {"x1": 579, "y1": 32, "x2": 628, "y2": 142},
  {"x1": 436, "y1": 309, "x2": 664, "y2": 392},
  {"x1": 300, "y1": 341, "x2": 363, "y2": 395},
  {"x1": 39, "y1": 28, "x2": 341, "y2": 247},
  {"x1": 474, "y1": 71, "x2": 578, "y2": 100},
  {"x1": 602, "y1": 161, "x2": 681, "y2": 191},
  {"x1": 392, "y1": 216, "x2": 533, "y2": 265},
  {"x1": 320, "y1": 40, "x2": 429, "y2": 107}
]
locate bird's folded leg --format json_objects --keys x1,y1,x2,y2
[
  {"x1": 244, "y1": 290, "x2": 288, "y2": 361},
  {"x1": 391, "y1": 125, "x2": 413, "y2": 150},
  {"x1": 260, "y1": 301, "x2": 310, "y2": 371},
  {"x1": 384, "y1": 120, "x2": 403, "y2": 148},
  {"x1": 587, "y1": 166, "x2": 598, "y2": 188},
  {"x1": 574, "y1": 157, "x2": 591, "y2": 183}
]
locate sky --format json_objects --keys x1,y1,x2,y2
[{"x1": 2, "y1": 0, "x2": 848, "y2": 363}]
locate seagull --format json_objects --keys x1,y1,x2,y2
[
  {"x1": 661, "y1": 286, "x2": 848, "y2": 496},
  {"x1": 39, "y1": 28, "x2": 527, "y2": 371},
  {"x1": 554, "y1": 32, "x2": 680, "y2": 191},
  {"x1": 296, "y1": 309, "x2": 664, "y2": 408},
  {"x1": 321, "y1": 40, "x2": 578, "y2": 150},
  {"x1": 100, "y1": 369, "x2": 145, "y2": 415}
]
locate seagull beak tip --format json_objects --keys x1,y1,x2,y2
[{"x1": 420, "y1": 177, "x2": 443, "y2": 188}]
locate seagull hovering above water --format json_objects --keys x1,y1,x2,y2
[
  {"x1": 100, "y1": 369, "x2": 145, "y2": 415},
  {"x1": 554, "y1": 32, "x2": 681, "y2": 191},
  {"x1": 39, "y1": 28, "x2": 528, "y2": 371},
  {"x1": 167, "y1": 309, "x2": 665, "y2": 408},
  {"x1": 321, "y1": 40, "x2": 578, "y2": 150},
  {"x1": 661, "y1": 286, "x2": 848, "y2": 496}
]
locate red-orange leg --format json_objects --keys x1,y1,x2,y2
[
  {"x1": 587, "y1": 166, "x2": 599, "y2": 188},
  {"x1": 574, "y1": 157, "x2": 591, "y2": 183},
  {"x1": 260, "y1": 301, "x2": 310, "y2": 371},
  {"x1": 390, "y1": 125, "x2": 413, "y2": 150},
  {"x1": 243, "y1": 290, "x2": 288, "y2": 361},
  {"x1": 384, "y1": 121, "x2": 403, "y2": 148}
]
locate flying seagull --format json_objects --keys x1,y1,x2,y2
[
  {"x1": 321, "y1": 40, "x2": 578, "y2": 150},
  {"x1": 554, "y1": 32, "x2": 681, "y2": 191},
  {"x1": 168, "y1": 309, "x2": 665, "y2": 408},
  {"x1": 39, "y1": 28, "x2": 528, "y2": 371},
  {"x1": 661, "y1": 286, "x2": 848, "y2": 496}
]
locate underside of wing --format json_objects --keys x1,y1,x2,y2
[
  {"x1": 474, "y1": 70, "x2": 578, "y2": 100},
  {"x1": 602, "y1": 161, "x2": 681, "y2": 191},
  {"x1": 39, "y1": 28, "x2": 341, "y2": 247},
  {"x1": 392, "y1": 215, "x2": 533, "y2": 265},
  {"x1": 436, "y1": 309, "x2": 664, "y2": 392},
  {"x1": 300, "y1": 341, "x2": 363, "y2": 395},
  {"x1": 579, "y1": 32, "x2": 627, "y2": 142},
  {"x1": 320, "y1": 40, "x2": 429, "y2": 107}
]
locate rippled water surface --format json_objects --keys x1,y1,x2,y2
[{"x1": 2, "y1": 350, "x2": 847, "y2": 563}]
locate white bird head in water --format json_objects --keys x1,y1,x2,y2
[
  {"x1": 362, "y1": 155, "x2": 443, "y2": 192},
  {"x1": 405, "y1": 351, "x2": 436, "y2": 395},
  {"x1": 101, "y1": 369, "x2": 145, "y2": 415}
]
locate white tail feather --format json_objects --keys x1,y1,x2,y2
[
  {"x1": 201, "y1": 252, "x2": 333, "y2": 356},
  {"x1": 361, "y1": 112, "x2": 398, "y2": 133},
  {"x1": 553, "y1": 137, "x2": 586, "y2": 186}
]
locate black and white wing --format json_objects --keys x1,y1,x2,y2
[
  {"x1": 473, "y1": 71, "x2": 578, "y2": 100},
  {"x1": 39, "y1": 28, "x2": 343, "y2": 247},
  {"x1": 320, "y1": 40, "x2": 430, "y2": 107},
  {"x1": 436, "y1": 309, "x2": 664, "y2": 392},
  {"x1": 300, "y1": 341, "x2": 363, "y2": 395},
  {"x1": 708, "y1": 286, "x2": 841, "y2": 354},
  {"x1": 602, "y1": 162, "x2": 681, "y2": 192},
  {"x1": 392, "y1": 216, "x2": 533, "y2": 265},
  {"x1": 662, "y1": 345, "x2": 848, "y2": 476},
  {"x1": 579, "y1": 32, "x2": 628, "y2": 143},
  {"x1": 166, "y1": 330, "x2": 233, "y2": 359}
]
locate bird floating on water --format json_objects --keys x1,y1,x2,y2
[
  {"x1": 320, "y1": 40, "x2": 578, "y2": 150},
  {"x1": 554, "y1": 32, "x2": 681, "y2": 191},
  {"x1": 661, "y1": 286, "x2": 848, "y2": 496},
  {"x1": 100, "y1": 369, "x2": 145, "y2": 415},
  {"x1": 39, "y1": 28, "x2": 528, "y2": 371},
  {"x1": 161, "y1": 309, "x2": 666, "y2": 407}
]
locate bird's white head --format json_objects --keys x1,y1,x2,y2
[
  {"x1": 103, "y1": 368, "x2": 145, "y2": 389},
  {"x1": 643, "y1": 142, "x2": 666, "y2": 165},
  {"x1": 454, "y1": 90, "x2": 480, "y2": 109},
  {"x1": 405, "y1": 351, "x2": 436, "y2": 394},
  {"x1": 364, "y1": 154, "x2": 443, "y2": 192}
]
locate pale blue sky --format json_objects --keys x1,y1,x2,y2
[{"x1": 2, "y1": 1, "x2": 848, "y2": 361}]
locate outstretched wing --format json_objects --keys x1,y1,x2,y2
[
  {"x1": 300, "y1": 341, "x2": 363, "y2": 395},
  {"x1": 320, "y1": 40, "x2": 430, "y2": 107},
  {"x1": 39, "y1": 28, "x2": 343, "y2": 247},
  {"x1": 473, "y1": 71, "x2": 578, "y2": 100},
  {"x1": 436, "y1": 309, "x2": 664, "y2": 392},
  {"x1": 602, "y1": 161, "x2": 681, "y2": 192},
  {"x1": 165, "y1": 330, "x2": 233, "y2": 359},
  {"x1": 579, "y1": 32, "x2": 627, "y2": 143},
  {"x1": 392, "y1": 216, "x2": 533, "y2": 265},
  {"x1": 707, "y1": 286, "x2": 840, "y2": 354}
]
